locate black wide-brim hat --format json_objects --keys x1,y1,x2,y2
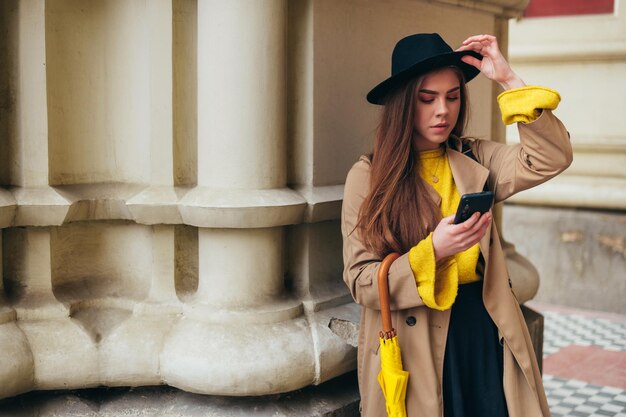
[{"x1": 367, "y1": 33, "x2": 483, "y2": 105}]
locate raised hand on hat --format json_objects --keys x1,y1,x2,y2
[{"x1": 456, "y1": 34, "x2": 525, "y2": 91}]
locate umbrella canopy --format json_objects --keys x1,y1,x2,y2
[
  {"x1": 377, "y1": 253, "x2": 409, "y2": 417},
  {"x1": 378, "y1": 335, "x2": 409, "y2": 417}
]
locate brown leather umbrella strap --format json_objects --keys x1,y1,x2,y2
[{"x1": 378, "y1": 252, "x2": 400, "y2": 340}]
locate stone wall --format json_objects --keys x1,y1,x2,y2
[{"x1": 504, "y1": 205, "x2": 626, "y2": 315}]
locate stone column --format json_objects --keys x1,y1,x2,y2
[
  {"x1": 1, "y1": 0, "x2": 68, "y2": 226},
  {"x1": 0, "y1": 231, "x2": 34, "y2": 399},
  {"x1": 98, "y1": 0, "x2": 183, "y2": 388},
  {"x1": 0, "y1": 0, "x2": 57, "y2": 399},
  {"x1": 164, "y1": 0, "x2": 315, "y2": 395},
  {"x1": 0, "y1": 0, "x2": 188, "y2": 396},
  {"x1": 4, "y1": 227, "x2": 98, "y2": 390},
  {"x1": 191, "y1": 0, "x2": 292, "y2": 315}
]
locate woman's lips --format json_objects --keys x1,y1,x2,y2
[{"x1": 431, "y1": 123, "x2": 449, "y2": 133}]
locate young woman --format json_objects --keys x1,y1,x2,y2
[{"x1": 342, "y1": 33, "x2": 572, "y2": 417}]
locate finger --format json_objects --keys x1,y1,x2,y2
[
  {"x1": 462, "y1": 34, "x2": 497, "y2": 46},
  {"x1": 478, "y1": 210, "x2": 492, "y2": 224},
  {"x1": 475, "y1": 213, "x2": 492, "y2": 234},
  {"x1": 455, "y1": 44, "x2": 471, "y2": 52},
  {"x1": 462, "y1": 211, "x2": 492, "y2": 235},
  {"x1": 463, "y1": 226, "x2": 488, "y2": 248},
  {"x1": 441, "y1": 214, "x2": 456, "y2": 225},
  {"x1": 460, "y1": 55, "x2": 482, "y2": 70},
  {"x1": 472, "y1": 211, "x2": 493, "y2": 232},
  {"x1": 462, "y1": 214, "x2": 492, "y2": 245},
  {"x1": 458, "y1": 40, "x2": 483, "y2": 53},
  {"x1": 455, "y1": 212, "x2": 481, "y2": 230}
]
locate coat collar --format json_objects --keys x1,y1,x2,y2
[{"x1": 445, "y1": 140, "x2": 490, "y2": 196}]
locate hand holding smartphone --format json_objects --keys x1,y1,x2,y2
[{"x1": 453, "y1": 191, "x2": 494, "y2": 224}]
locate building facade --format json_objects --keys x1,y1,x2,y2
[
  {"x1": 503, "y1": 0, "x2": 626, "y2": 315},
  {"x1": 0, "y1": 0, "x2": 567, "y2": 413}
]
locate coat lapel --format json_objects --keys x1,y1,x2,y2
[{"x1": 447, "y1": 147, "x2": 489, "y2": 196}]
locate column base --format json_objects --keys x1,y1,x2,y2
[
  {"x1": 0, "y1": 322, "x2": 34, "y2": 399},
  {"x1": 0, "y1": 371, "x2": 360, "y2": 417},
  {"x1": 161, "y1": 316, "x2": 317, "y2": 396},
  {"x1": 14, "y1": 309, "x2": 179, "y2": 392}
]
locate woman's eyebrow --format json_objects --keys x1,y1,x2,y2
[{"x1": 419, "y1": 86, "x2": 461, "y2": 94}]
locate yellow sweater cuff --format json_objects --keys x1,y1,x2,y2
[
  {"x1": 497, "y1": 86, "x2": 561, "y2": 125},
  {"x1": 408, "y1": 233, "x2": 458, "y2": 311}
]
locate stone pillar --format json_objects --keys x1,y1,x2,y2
[
  {"x1": 0, "y1": 0, "x2": 52, "y2": 399},
  {"x1": 0, "y1": 231, "x2": 34, "y2": 399},
  {"x1": 4, "y1": 227, "x2": 98, "y2": 390},
  {"x1": 197, "y1": 0, "x2": 285, "y2": 192},
  {"x1": 163, "y1": 0, "x2": 316, "y2": 395},
  {"x1": 0, "y1": 0, "x2": 186, "y2": 397},
  {"x1": 1, "y1": 0, "x2": 67, "y2": 224}
]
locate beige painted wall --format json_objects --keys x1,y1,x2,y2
[{"x1": 289, "y1": 0, "x2": 497, "y2": 188}]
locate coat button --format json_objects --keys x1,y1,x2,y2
[{"x1": 405, "y1": 316, "x2": 416, "y2": 326}]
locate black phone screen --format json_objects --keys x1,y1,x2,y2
[{"x1": 453, "y1": 191, "x2": 494, "y2": 224}]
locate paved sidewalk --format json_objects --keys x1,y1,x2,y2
[{"x1": 530, "y1": 302, "x2": 626, "y2": 417}]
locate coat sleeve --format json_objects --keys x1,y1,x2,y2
[
  {"x1": 473, "y1": 109, "x2": 573, "y2": 203},
  {"x1": 341, "y1": 159, "x2": 425, "y2": 311}
]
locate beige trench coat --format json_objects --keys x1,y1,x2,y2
[{"x1": 342, "y1": 110, "x2": 573, "y2": 417}]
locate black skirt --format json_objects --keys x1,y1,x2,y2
[{"x1": 442, "y1": 280, "x2": 509, "y2": 417}]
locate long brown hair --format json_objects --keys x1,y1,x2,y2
[{"x1": 357, "y1": 67, "x2": 469, "y2": 256}]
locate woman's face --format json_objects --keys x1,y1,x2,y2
[{"x1": 413, "y1": 68, "x2": 462, "y2": 151}]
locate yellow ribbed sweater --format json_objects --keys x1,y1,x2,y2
[
  {"x1": 408, "y1": 86, "x2": 561, "y2": 311},
  {"x1": 408, "y1": 149, "x2": 479, "y2": 311}
]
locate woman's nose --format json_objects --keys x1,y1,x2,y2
[{"x1": 436, "y1": 98, "x2": 449, "y2": 116}]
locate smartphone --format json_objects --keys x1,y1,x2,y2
[{"x1": 453, "y1": 191, "x2": 494, "y2": 224}]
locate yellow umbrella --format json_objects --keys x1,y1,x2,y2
[{"x1": 377, "y1": 252, "x2": 409, "y2": 417}]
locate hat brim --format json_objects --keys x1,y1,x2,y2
[{"x1": 366, "y1": 50, "x2": 482, "y2": 105}]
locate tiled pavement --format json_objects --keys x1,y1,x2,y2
[{"x1": 530, "y1": 302, "x2": 626, "y2": 417}]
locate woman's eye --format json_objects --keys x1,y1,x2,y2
[
  {"x1": 447, "y1": 96, "x2": 460, "y2": 101},
  {"x1": 419, "y1": 97, "x2": 434, "y2": 103}
]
